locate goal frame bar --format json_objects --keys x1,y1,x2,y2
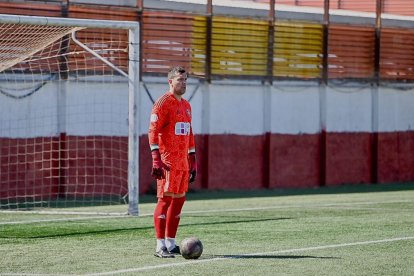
[{"x1": 0, "y1": 13, "x2": 141, "y2": 215}]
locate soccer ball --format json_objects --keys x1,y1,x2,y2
[{"x1": 180, "y1": 237, "x2": 203, "y2": 259}]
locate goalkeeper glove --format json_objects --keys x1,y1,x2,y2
[
  {"x1": 151, "y1": 149, "x2": 169, "y2": 180},
  {"x1": 189, "y1": 153, "x2": 197, "y2": 183}
]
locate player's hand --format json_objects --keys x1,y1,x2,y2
[
  {"x1": 151, "y1": 150, "x2": 169, "y2": 180},
  {"x1": 189, "y1": 153, "x2": 197, "y2": 183}
]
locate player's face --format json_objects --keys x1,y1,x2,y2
[{"x1": 169, "y1": 73, "x2": 187, "y2": 96}]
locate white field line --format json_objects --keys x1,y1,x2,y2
[
  {"x1": 3, "y1": 236, "x2": 413, "y2": 276},
  {"x1": 0, "y1": 210, "x2": 130, "y2": 216},
  {"x1": 83, "y1": 236, "x2": 414, "y2": 275},
  {"x1": 0, "y1": 215, "x2": 131, "y2": 225},
  {"x1": 0, "y1": 199, "x2": 412, "y2": 225},
  {"x1": 184, "y1": 199, "x2": 413, "y2": 214}
]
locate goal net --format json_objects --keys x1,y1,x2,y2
[{"x1": 0, "y1": 14, "x2": 140, "y2": 215}]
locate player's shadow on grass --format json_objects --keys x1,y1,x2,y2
[
  {"x1": 6, "y1": 217, "x2": 292, "y2": 239},
  {"x1": 180, "y1": 216, "x2": 292, "y2": 228},
  {"x1": 210, "y1": 254, "x2": 339, "y2": 260}
]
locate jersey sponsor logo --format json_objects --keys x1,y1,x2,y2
[
  {"x1": 150, "y1": 114, "x2": 158, "y2": 122},
  {"x1": 175, "y1": 122, "x2": 191, "y2": 135}
]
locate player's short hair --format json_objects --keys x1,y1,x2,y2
[{"x1": 168, "y1": 66, "x2": 186, "y2": 79}]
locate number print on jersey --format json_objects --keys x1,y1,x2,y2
[{"x1": 175, "y1": 122, "x2": 191, "y2": 135}]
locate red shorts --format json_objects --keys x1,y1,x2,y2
[{"x1": 157, "y1": 169, "x2": 189, "y2": 198}]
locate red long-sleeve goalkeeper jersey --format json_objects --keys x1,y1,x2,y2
[{"x1": 148, "y1": 92, "x2": 195, "y2": 171}]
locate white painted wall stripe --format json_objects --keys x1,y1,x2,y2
[{"x1": 2, "y1": 79, "x2": 414, "y2": 137}]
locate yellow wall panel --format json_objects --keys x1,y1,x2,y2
[
  {"x1": 211, "y1": 16, "x2": 269, "y2": 76},
  {"x1": 191, "y1": 16, "x2": 208, "y2": 76},
  {"x1": 274, "y1": 21, "x2": 323, "y2": 78}
]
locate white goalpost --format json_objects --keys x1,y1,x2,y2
[{"x1": 0, "y1": 14, "x2": 140, "y2": 215}]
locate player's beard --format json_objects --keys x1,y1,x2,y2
[{"x1": 175, "y1": 85, "x2": 186, "y2": 96}]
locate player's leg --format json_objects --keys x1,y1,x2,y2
[
  {"x1": 153, "y1": 174, "x2": 174, "y2": 258},
  {"x1": 166, "y1": 195, "x2": 186, "y2": 253},
  {"x1": 165, "y1": 170, "x2": 189, "y2": 254}
]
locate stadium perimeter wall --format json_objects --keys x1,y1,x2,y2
[{"x1": 1, "y1": 79, "x2": 413, "y2": 195}]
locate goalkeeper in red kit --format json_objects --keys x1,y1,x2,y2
[{"x1": 148, "y1": 66, "x2": 197, "y2": 258}]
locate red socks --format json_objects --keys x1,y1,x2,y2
[
  {"x1": 153, "y1": 196, "x2": 172, "y2": 239},
  {"x1": 153, "y1": 196, "x2": 186, "y2": 240},
  {"x1": 166, "y1": 196, "x2": 186, "y2": 238}
]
